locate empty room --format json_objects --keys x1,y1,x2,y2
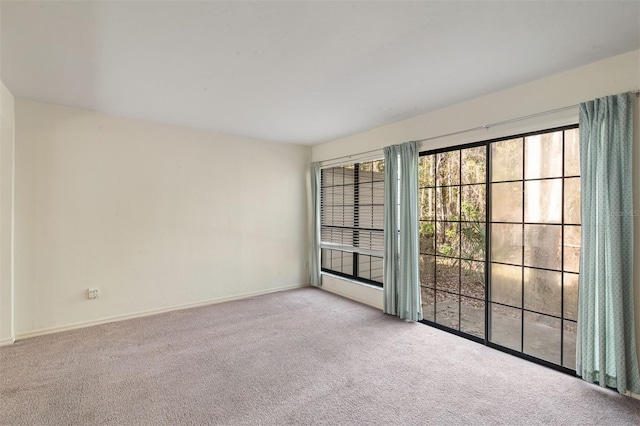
[{"x1": 2, "y1": 1, "x2": 640, "y2": 424}]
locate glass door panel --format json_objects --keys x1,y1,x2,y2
[
  {"x1": 488, "y1": 126, "x2": 580, "y2": 370},
  {"x1": 419, "y1": 145, "x2": 486, "y2": 340}
]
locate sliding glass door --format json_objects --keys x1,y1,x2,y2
[
  {"x1": 419, "y1": 144, "x2": 487, "y2": 341},
  {"x1": 488, "y1": 127, "x2": 580, "y2": 369},
  {"x1": 419, "y1": 126, "x2": 580, "y2": 372}
]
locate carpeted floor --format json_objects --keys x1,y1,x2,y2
[{"x1": 2, "y1": 287, "x2": 640, "y2": 425}]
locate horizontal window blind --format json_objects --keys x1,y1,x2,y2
[{"x1": 320, "y1": 160, "x2": 385, "y2": 286}]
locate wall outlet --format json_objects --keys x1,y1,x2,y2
[{"x1": 87, "y1": 288, "x2": 99, "y2": 300}]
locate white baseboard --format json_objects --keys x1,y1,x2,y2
[
  {"x1": 0, "y1": 336, "x2": 15, "y2": 347},
  {"x1": 15, "y1": 283, "x2": 310, "y2": 341}
]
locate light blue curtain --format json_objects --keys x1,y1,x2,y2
[
  {"x1": 383, "y1": 145, "x2": 399, "y2": 314},
  {"x1": 310, "y1": 162, "x2": 322, "y2": 287},
  {"x1": 577, "y1": 92, "x2": 640, "y2": 394},
  {"x1": 383, "y1": 141, "x2": 422, "y2": 321}
]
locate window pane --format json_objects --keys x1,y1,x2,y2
[
  {"x1": 524, "y1": 179, "x2": 562, "y2": 223},
  {"x1": 419, "y1": 221, "x2": 435, "y2": 255},
  {"x1": 347, "y1": 184, "x2": 358, "y2": 205},
  {"x1": 358, "y1": 162, "x2": 373, "y2": 182},
  {"x1": 490, "y1": 263, "x2": 522, "y2": 308},
  {"x1": 461, "y1": 184, "x2": 486, "y2": 221},
  {"x1": 421, "y1": 287, "x2": 436, "y2": 322},
  {"x1": 372, "y1": 181, "x2": 384, "y2": 203},
  {"x1": 524, "y1": 224, "x2": 561, "y2": 270},
  {"x1": 435, "y1": 291, "x2": 459, "y2": 330},
  {"x1": 490, "y1": 223, "x2": 522, "y2": 265},
  {"x1": 420, "y1": 254, "x2": 436, "y2": 287},
  {"x1": 332, "y1": 185, "x2": 342, "y2": 203},
  {"x1": 371, "y1": 205, "x2": 383, "y2": 229},
  {"x1": 358, "y1": 203, "x2": 373, "y2": 229},
  {"x1": 436, "y1": 151, "x2": 460, "y2": 186},
  {"x1": 564, "y1": 128, "x2": 580, "y2": 177},
  {"x1": 342, "y1": 206, "x2": 355, "y2": 227},
  {"x1": 342, "y1": 166, "x2": 355, "y2": 185},
  {"x1": 359, "y1": 206, "x2": 384, "y2": 231},
  {"x1": 525, "y1": 132, "x2": 563, "y2": 179},
  {"x1": 371, "y1": 256, "x2": 383, "y2": 283},
  {"x1": 461, "y1": 223, "x2": 485, "y2": 261},
  {"x1": 419, "y1": 155, "x2": 436, "y2": 187},
  {"x1": 491, "y1": 182, "x2": 522, "y2": 222},
  {"x1": 419, "y1": 187, "x2": 435, "y2": 220},
  {"x1": 564, "y1": 225, "x2": 581, "y2": 273},
  {"x1": 322, "y1": 185, "x2": 334, "y2": 205},
  {"x1": 328, "y1": 207, "x2": 338, "y2": 226},
  {"x1": 523, "y1": 312, "x2": 561, "y2": 364},
  {"x1": 321, "y1": 168, "x2": 333, "y2": 187},
  {"x1": 332, "y1": 167, "x2": 344, "y2": 186},
  {"x1": 461, "y1": 297, "x2": 485, "y2": 338},
  {"x1": 491, "y1": 304, "x2": 522, "y2": 351},
  {"x1": 563, "y1": 273, "x2": 579, "y2": 321},
  {"x1": 333, "y1": 182, "x2": 343, "y2": 201},
  {"x1": 564, "y1": 177, "x2": 581, "y2": 225},
  {"x1": 357, "y1": 231, "x2": 370, "y2": 252},
  {"x1": 436, "y1": 256, "x2": 459, "y2": 294},
  {"x1": 462, "y1": 146, "x2": 486, "y2": 184},
  {"x1": 340, "y1": 252, "x2": 354, "y2": 275},
  {"x1": 332, "y1": 250, "x2": 342, "y2": 270},
  {"x1": 524, "y1": 268, "x2": 562, "y2": 317},
  {"x1": 436, "y1": 186, "x2": 460, "y2": 221},
  {"x1": 358, "y1": 254, "x2": 371, "y2": 281},
  {"x1": 491, "y1": 138, "x2": 523, "y2": 182},
  {"x1": 321, "y1": 209, "x2": 332, "y2": 226},
  {"x1": 372, "y1": 231, "x2": 384, "y2": 252},
  {"x1": 319, "y1": 227, "x2": 336, "y2": 246},
  {"x1": 563, "y1": 320, "x2": 577, "y2": 370},
  {"x1": 321, "y1": 248, "x2": 331, "y2": 269},
  {"x1": 358, "y1": 182, "x2": 372, "y2": 202},
  {"x1": 372, "y1": 160, "x2": 385, "y2": 177},
  {"x1": 436, "y1": 222, "x2": 459, "y2": 258},
  {"x1": 461, "y1": 260, "x2": 484, "y2": 298}
]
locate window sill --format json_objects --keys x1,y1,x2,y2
[{"x1": 321, "y1": 272, "x2": 383, "y2": 291}]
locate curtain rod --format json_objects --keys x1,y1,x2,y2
[
  {"x1": 418, "y1": 90, "x2": 640, "y2": 144},
  {"x1": 319, "y1": 90, "x2": 640, "y2": 166}
]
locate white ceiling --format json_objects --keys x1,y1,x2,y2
[{"x1": 1, "y1": 1, "x2": 639, "y2": 145}]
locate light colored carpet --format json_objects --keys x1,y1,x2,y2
[{"x1": 1, "y1": 287, "x2": 640, "y2": 425}]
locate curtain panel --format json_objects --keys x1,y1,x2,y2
[
  {"x1": 310, "y1": 162, "x2": 322, "y2": 287},
  {"x1": 383, "y1": 141, "x2": 422, "y2": 321},
  {"x1": 577, "y1": 92, "x2": 640, "y2": 394}
]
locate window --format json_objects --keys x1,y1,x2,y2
[
  {"x1": 320, "y1": 160, "x2": 385, "y2": 286},
  {"x1": 419, "y1": 125, "x2": 580, "y2": 372}
]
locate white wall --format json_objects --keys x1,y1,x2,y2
[
  {"x1": 14, "y1": 100, "x2": 311, "y2": 337},
  {"x1": 321, "y1": 274, "x2": 383, "y2": 310},
  {"x1": 0, "y1": 81, "x2": 15, "y2": 345},
  {"x1": 312, "y1": 50, "x2": 640, "y2": 361}
]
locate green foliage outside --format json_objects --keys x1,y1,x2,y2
[{"x1": 419, "y1": 147, "x2": 487, "y2": 268}]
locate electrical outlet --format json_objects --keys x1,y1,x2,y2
[
  {"x1": 87, "y1": 288, "x2": 99, "y2": 300},
  {"x1": 304, "y1": 261, "x2": 309, "y2": 269}
]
